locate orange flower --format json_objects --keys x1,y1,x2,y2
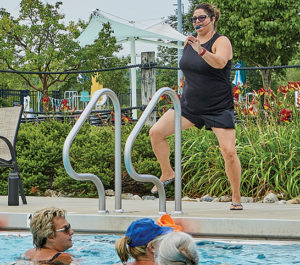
[
  {"x1": 258, "y1": 88, "x2": 266, "y2": 96},
  {"x1": 248, "y1": 103, "x2": 255, "y2": 115},
  {"x1": 122, "y1": 114, "x2": 132, "y2": 124},
  {"x1": 30, "y1": 186, "x2": 40, "y2": 194},
  {"x1": 233, "y1": 86, "x2": 241, "y2": 101},
  {"x1": 264, "y1": 98, "x2": 272, "y2": 110},
  {"x1": 159, "y1": 95, "x2": 166, "y2": 101},
  {"x1": 180, "y1": 78, "x2": 184, "y2": 88}
]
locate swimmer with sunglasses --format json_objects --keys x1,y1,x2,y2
[{"x1": 24, "y1": 207, "x2": 75, "y2": 264}]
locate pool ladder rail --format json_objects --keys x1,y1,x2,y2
[
  {"x1": 63, "y1": 89, "x2": 122, "y2": 214},
  {"x1": 124, "y1": 87, "x2": 183, "y2": 215},
  {"x1": 63, "y1": 87, "x2": 183, "y2": 215}
]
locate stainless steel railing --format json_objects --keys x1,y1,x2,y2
[
  {"x1": 63, "y1": 89, "x2": 123, "y2": 214},
  {"x1": 124, "y1": 87, "x2": 183, "y2": 215}
]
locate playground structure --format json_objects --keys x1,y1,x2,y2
[
  {"x1": 36, "y1": 89, "x2": 108, "y2": 113},
  {"x1": 63, "y1": 87, "x2": 182, "y2": 215}
]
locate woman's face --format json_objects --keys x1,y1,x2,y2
[
  {"x1": 48, "y1": 217, "x2": 74, "y2": 252},
  {"x1": 192, "y1": 8, "x2": 214, "y2": 32}
]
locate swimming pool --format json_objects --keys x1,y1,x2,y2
[{"x1": 2, "y1": 233, "x2": 300, "y2": 264}]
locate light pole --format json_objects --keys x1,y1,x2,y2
[{"x1": 177, "y1": 0, "x2": 183, "y2": 90}]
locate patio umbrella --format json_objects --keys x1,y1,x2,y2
[{"x1": 233, "y1": 62, "x2": 243, "y2": 87}]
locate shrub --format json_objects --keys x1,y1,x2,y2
[
  {"x1": 0, "y1": 120, "x2": 160, "y2": 197},
  {"x1": 0, "y1": 81, "x2": 299, "y2": 201}
]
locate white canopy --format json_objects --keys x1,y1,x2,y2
[
  {"x1": 77, "y1": 10, "x2": 186, "y2": 118},
  {"x1": 77, "y1": 10, "x2": 186, "y2": 47}
]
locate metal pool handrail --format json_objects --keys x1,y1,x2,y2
[
  {"x1": 63, "y1": 89, "x2": 122, "y2": 214},
  {"x1": 124, "y1": 87, "x2": 183, "y2": 215}
]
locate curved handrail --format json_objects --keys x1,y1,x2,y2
[
  {"x1": 124, "y1": 87, "x2": 183, "y2": 215},
  {"x1": 63, "y1": 89, "x2": 122, "y2": 214}
]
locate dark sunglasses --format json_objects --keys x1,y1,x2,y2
[
  {"x1": 56, "y1": 223, "x2": 71, "y2": 234},
  {"x1": 191, "y1": 15, "x2": 209, "y2": 23}
]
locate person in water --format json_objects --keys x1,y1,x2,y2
[
  {"x1": 114, "y1": 218, "x2": 173, "y2": 264},
  {"x1": 24, "y1": 207, "x2": 74, "y2": 264}
]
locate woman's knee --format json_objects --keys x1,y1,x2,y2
[
  {"x1": 221, "y1": 147, "x2": 237, "y2": 162},
  {"x1": 149, "y1": 125, "x2": 164, "y2": 141}
]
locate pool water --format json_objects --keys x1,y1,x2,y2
[{"x1": 1, "y1": 233, "x2": 300, "y2": 265}]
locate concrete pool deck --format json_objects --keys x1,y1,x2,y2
[{"x1": 0, "y1": 196, "x2": 300, "y2": 240}]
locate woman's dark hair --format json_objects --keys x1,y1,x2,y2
[{"x1": 194, "y1": 2, "x2": 220, "y2": 22}]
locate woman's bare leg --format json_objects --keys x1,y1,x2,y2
[
  {"x1": 149, "y1": 110, "x2": 194, "y2": 192},
  {"x1": 212, "y1": 128, "x2": 242, "y2": 209}
]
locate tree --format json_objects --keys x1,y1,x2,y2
[
  {"x1": 155, "y1": 13, "x2": 186, "y2": 90},
  {"x1": 0, "y1": 0, "x2": 129, "y2": 111},
  {"x1": 156, "y1": 45, "x2": 178, "y2": 89},
  {"x1": 186, "y1": 0, "x2": 300, "y2": 89}
]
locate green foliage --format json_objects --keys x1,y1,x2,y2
[
  {"x1": 0, "y1": 0, "x2": 129, "y2": 108},
  {"x1": 0, "y1": 95, "x2": 299, "y2": 199},
  {"x1": 156, "y1": 45, "x2": 178, "y2": 89},
  {"x1": 0, "y1": 120, "x2": 160, "y2": 197},
  {"x1": 0, "y1": 97, "x2": 10, "y2": 107}
]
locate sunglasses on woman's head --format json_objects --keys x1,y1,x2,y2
[
  {"x1": 56, "y1": 224, "x2": 71, "y2": 234},
  {"x1": 191, "y1": 15, "x2": 209, "y2": 23}
]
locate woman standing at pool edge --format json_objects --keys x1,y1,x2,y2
[{"x1": 149, "y1": 3, "x2": 242, "y2": 210}]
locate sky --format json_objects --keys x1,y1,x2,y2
[
  {"x1": 1, "y1": 0, "x2": 191, "y2": 60},
  {"x1": 1, "y1": 0, "x2": 191, "y2": 25}
]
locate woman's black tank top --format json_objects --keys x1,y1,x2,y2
[{"x1": 179, "y1": 32, "x2": 233, "y2": 115}]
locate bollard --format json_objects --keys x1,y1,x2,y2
[{"x1": 8, "y1": 171, "x2": 19, "y2": 206}]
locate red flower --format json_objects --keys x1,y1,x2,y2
[
  {"x1": 159, "y1": 95, "x2": 166, "y2": 101},
  {"x1": 233, "y1": 86, "x2": 241, "y2": 101},
  {"x1": 60, "y1": 99, "x2": 71, "y2": 110},
  {"x1": 288, "y1": 81, "x2": 300, "y2": 91},
  {"x1": 279, "y1": 109, "x2": 291, "y2": 122},
  {"x1": 267, "y1": 88, "x2": 274, "y2": 96},
  {"x1": 41, "y1": 97, "x2": 50, "y2": 103},
  {"x1": 278, "y1": 85, "x2": 288, "y2": 95},
  {"x1": 110, "y1": 111, "x2": 115, "y2": 122}
]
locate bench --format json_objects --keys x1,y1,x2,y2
[{"x1": 0, "y1": 106, "x2": 27, "y2": 205}]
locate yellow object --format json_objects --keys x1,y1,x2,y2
[{"x1": 91, "y1": 74, "x2": 104, "y2": 104}]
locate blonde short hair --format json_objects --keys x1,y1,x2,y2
[{"x1": 30, "y1": 207, "x2": 66, "y2": 248}]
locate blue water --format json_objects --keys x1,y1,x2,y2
[{"x1": 1, "y1": 234, "x2": 300, "y2": 264}]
